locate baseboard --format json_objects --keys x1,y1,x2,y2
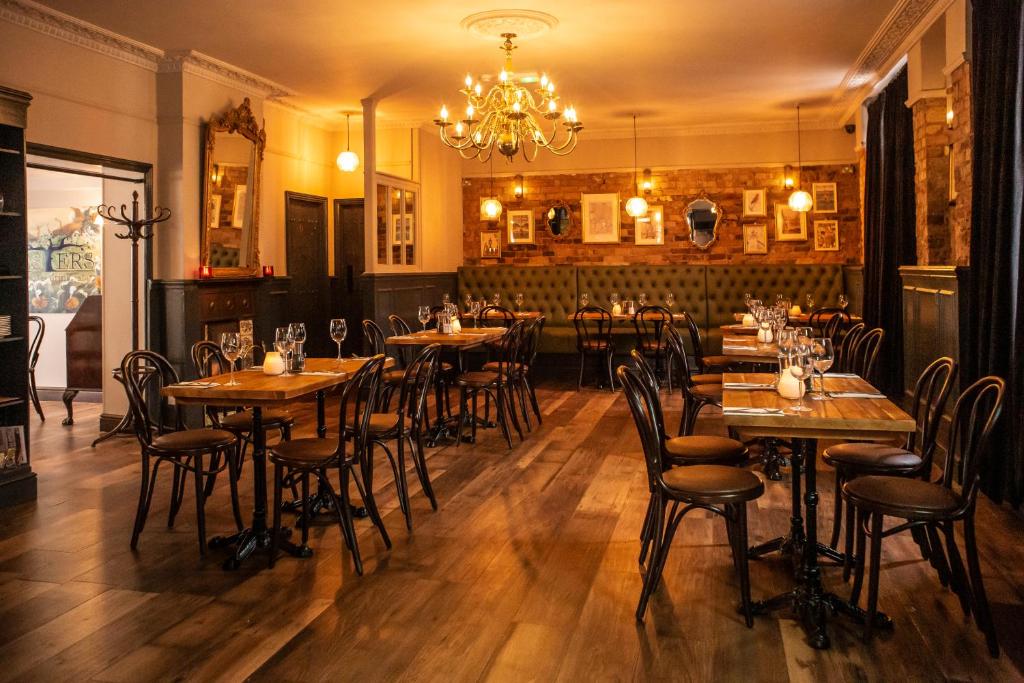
[{"x1": 99, "y1": 413, "x2": 126, "y2": 432}]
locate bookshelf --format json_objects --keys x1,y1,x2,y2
[{"x1": 0, "y1": 86, "x2": 34, "y2": 507}]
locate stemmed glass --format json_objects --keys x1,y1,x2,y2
[
  {"x1": 330, "y1": 318, "x2": 347, "y2": 363},
  {"x1": 744, "y1": 292, "x2": 752, "y2": 309},
  {"x1": 274, "y1": 326, "x2": 294, "y2": 375},
  {"x1": 638, "y1": 292, "x2": 648, "y2": 307},
  {"x1": 464, "y1": 292, "x2": 473, "y2": 313},
  {"x1": 492, "y1": 292, "x2": 501, "y2": 306},
  {"x1": 838, "y1": 293, "x2": 849, "y2": 310},
  {"x1": 610, "y1": 292, "x2": 621, "y2": 309},
  {"x1": 470, "y1": 300, "x2": 482, "y2": 327},
  {"x1": 665, "y1": 292, "x2": 675, "y2": 309},
  {"x1": 220, "y1": 332, "x2": 240, "y2": 386},
  {"x1": 805, "y1": 293, "x2": 815, "y2": 311},
  {"x1": 515, "y1": 292, "x2": 524, "y2": 312},
  {"x1": 579, "y1": 292, "x2": 589, "y2": 309},
  {"x1": 810, "y1": 338, "x2": 835, "y2": 400},
  {"x1": 289, "y1": 322, "x2": 306, "y2": 348},
  {"x1": 787, "y1": 348, "x2": 814, "y2": 412},
  {"x1": 417, "y1": 305, "x2": 431, "y2": 331},
  {"x1": 238, "y1": 338, "x2": 253, "y2": 370}
]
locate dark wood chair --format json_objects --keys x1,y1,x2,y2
[
  {"x1": 121, "y1": 350, "x2": 241, "y2": 556},
  {"x1": 844, "y1": 376, "x2": 1005, "y2": 656},
  {"x1": 618, "y1": 364, "x2": 764, "y2": 624},
  {"x1": 456, "y1": 320, "x2": 525, "y2": 448},
  {"x1": 484, "y1": 315, "x2": 545, "y2": 430},
  {"x1": 366, "y1": 343, "x2": 442, "y2": 530},
  {"x1": 808, "y1": 307, "x2": 851, "y2": 343},
  {"x1": 681, "y1": 311, "x2": 729, "y2": 383},
  {"x1": 847, "y1": 327, "x2": 885, "y2": 383},
  {"x1": 478, "y1": 304, "x2": 516, "y2": 328},
  {"x1": 363, "y1": 319, "x2": 405, "y2": 407},
  {"x1": 665, "y1": 324, "x2": 723, "y2": 436},
  {"x1": 572, "y1": 306, "x2": 616, "y2": 391},
  {"x1": 268, "y1": 355, "x2": 391, "y2": 575},
  {"x1": 632, "y1": 305, "x2": 675, "y2": 391},
  {"x1": 823, "y1": 356, "x2": 958, "y2": 573},
  {"x1": 836, "y1": 322, "x2": 866, "y2": 372},
  {"x1": 27, "y1": 315, "x2": 44, "y2": 421}
]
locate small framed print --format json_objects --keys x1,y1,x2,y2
[
  {"x1": 581, "y1": 192, "x2": 620, "y2": 243},
  {"x1": 742, "y1": 188, "x2": 767, "y2": 217},
  {"x1": 813, "y1": 220, "x2": 840, "y2": 251},
  {"x1": 391, "y1": 215, "x2": 414, "y2": 246},
  {"x1": 507, "y1": 210, "x2": 535, "y2": 244},
  {"x1": 812, "y1": 182, "x2": 838, "y2": 213},
  {"x1": 634, "y1": 205, "x2": 664, "y2": 245},
  {"x1": 774, "y1": 203, "x2": 807, "y2": 241},
  {"x1": 742, "y1": 223, "x2": 768, "y2": 255},
  {"x1": 480, "y1": 230, "x2": 501, "y2": 259}
]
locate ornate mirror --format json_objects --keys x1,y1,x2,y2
[
  {"x1": 546, "y1": 200, "x2": 572, "y2": 236},
  {"x1": 684, "y1": 193, "x2": 721, "y2": 250},
  {"x1": 201, "y1": 98, "x2": 265, "y2": 277}
]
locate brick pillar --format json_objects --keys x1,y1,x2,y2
[
  {"x1": 948, "y1": 63, "x2": 972, "y2": 266},
  {"x1": 911, "y1": 96, "x2": 952, "y2": 264}
]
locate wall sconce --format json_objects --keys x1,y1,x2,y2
[
  {"x1": 513, "y1": 174, "x2": 524, "y2": 200},
  {"x1": 642, "y1": 168, "x2": 652, "y2": 194},
  {"x1": 783, "y1": 164, "x2": 795, "y2": 190},
  {"x1": 262, "y1": 264, "x2": 275, "y2": 278},
  {"x1": 946, "y1": 109, "x2": 954, "y2": 129}
]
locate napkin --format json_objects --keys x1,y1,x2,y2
[
  {"x1": 723, "y1": 382, "x2": 776, "y2": 390},
  {"x1": 173, "y1": 380, "x2": 220, "y2": 388},
  {"x1": 299, "y1": 371, "x2": 344, "y2": 376},
  {"x1": 722, "y1": 345, "x2": 753, "y2": 351},
  {"x1": 828, "y1": 391, "x2": 886, "y2": 399},
  {"x1": 723, "y1": 407, "x2": 786, "y2": 415},
  {"x1": 824, "y1": 372, "x2": 858, "y2": 378}
]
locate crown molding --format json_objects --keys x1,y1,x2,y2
[
  {"x1": 0, "y1": 0, "x2": 162, "y2": 70},
  {"x1": 460, "y1": 159, "x2": 859, "y2": 178},
  {"x1": 158, "y1": 49, "x2": 294, "y2": 99}
]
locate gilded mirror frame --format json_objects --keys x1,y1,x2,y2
[
  {"x1": 684, "y1": 191, "x2": 722, "y2": 251},
  {"x1": 546, "y1": 199, "x2": 573, "y2": 237},
  {"x1": 201, "y1": 97, "x2": 265, "y2": 278}
]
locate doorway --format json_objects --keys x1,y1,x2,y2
[{"x1": 285, "y1": 192, "x2": 328, "y2": 356}]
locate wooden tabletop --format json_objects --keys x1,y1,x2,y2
[
  {"x1": 576, "y1": 311, "x2": 687, "y2": 322},
  {"x1": 385, "y1": 326, "x2": 507, "y2": 347},
  {"x1": 721, "y1": 335, "x2": 779, "y2": 363},
  {"x1": 162, "y1": 357, "x2": 388, "y2": 407},
  {"x1": 721, "y1": 372, "x2": 914, "y2": 440},
  {"x1": 732, "y1": 311, "x2": 862, "y2": 324},
  {"x1": 460, "y1": 310, "x2": 541, "y2": 320},
  {"x1": 720, "y1": 323, "x2": 759, "y2": 335}
]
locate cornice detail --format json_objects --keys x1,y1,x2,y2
[{"x1": 158, "y1": 50, "x2": 293, "y2": 100}]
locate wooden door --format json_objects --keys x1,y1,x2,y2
[
  {"x1": 285, "y1": 192, "x2": 328, "y2": 356},
  {"x1": 334, "y1": 198, "x2": 364, "y2": 354}
]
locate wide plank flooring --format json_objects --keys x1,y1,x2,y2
[{"x1": 2, "y1": 383, "x2": 1024, "y2": 681}]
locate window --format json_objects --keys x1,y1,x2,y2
[{"x1": 375, "y1": 176, "x2": 418, "y2": 267}]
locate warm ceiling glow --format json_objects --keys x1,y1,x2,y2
[
  {"x1": 336, "y1": 150, "x2": 359, "y2": 172},
  {"x1": 788, "y1": 189, "x2": 813, "y2": 213},
  {"x1": 625, "y1": 195, "x2": 649, "y2": 218}
]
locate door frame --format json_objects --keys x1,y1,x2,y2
[{"x1": 284, "y1": 191, "x2": 328, "y2": 280}]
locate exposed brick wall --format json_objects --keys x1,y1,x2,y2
[
  {"x1": 462, "y1": 164, "x2": 862, "y2": 266},
  {"x1": 912, "y1": 96, "x2": 952, "y2": 264},
  {"x1": 948, "y1": 62, "x2": 972, "y2": 265}
]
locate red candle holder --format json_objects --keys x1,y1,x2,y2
[
  {"x1": 199, "y1": 265, "x2": 212, "y2": 279},
  {"x1": 262, "y1": 265, "x2": 275, "y2": 278}
]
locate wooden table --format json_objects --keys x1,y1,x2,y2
[
  {"x1": 721, "y1": 335, "x2": 779, "y2": 364},
  {"x1": 460, "y1": 311, "x2": 541, "y2": 321},
  {"x1": 732, "y1": 311, "x2": 862, "y2": 325},
  {"x1": 722, "y1": 372, "x2": 914, "y2": 649},
  {"x1": 575, "y1": 311, "x2": 688, "y2": 323},
  {"x1": 720, "y1": 323, "x2": 759, "y2": 336},
  {"x1": 162, "y1": 357, "x2": 385, "y2": 569}
]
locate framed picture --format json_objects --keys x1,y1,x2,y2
[
  {"x1": 231, "y1": 184, "x2": 248, "y2": 227},
  {"x1": 742, "y1": 223, "x2": 768, "y2": 255},
  {"x1": 813, "y1": 220, "x2": 840, "y2": 251},
  {"x1": 581, "y1": 192, "x2": 620, "y2": 243},
  {"x1": 208, "y1": 194, "x2": 222, "y2": 229},
  {"x1": 634, "y1": 205, "x2": 664, "y2": 245},
  {"x1": 507, "y1": 210, "x2": 535, "y2": 244},
  {"x1": 742, "y1": 188, "x2": 766, "y2": 217},
  {"x1": 774, "y1": 203, "x2": 807, "y2": 241},
  {"x1": 480, "y1": 230, "x2": 501, "y2": 259},
  {"x1": 812, "y1": 182, "x2": 837, "y2": 213},
  {"x1": 391, "y1": 215, "x2": 414, "y2": 246}
]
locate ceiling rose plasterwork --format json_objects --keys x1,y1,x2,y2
[{"x1": 460, "y1": 10, "x2": 558, "y2": 40}]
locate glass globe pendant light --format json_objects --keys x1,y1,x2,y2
[
  {"x1": 625, "y1": 114, "x2": 648, "y2": 218},
  {"x1": 787, "y1": 104, "x2": 813, "y2": 212},
  {"x1": 481, "y1": 155, "x2": 503, "y2": 220},
  {"x1": 336, "y1": 113, "x2": 360, "y2": 172}
]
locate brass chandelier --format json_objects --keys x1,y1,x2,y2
[{"x1": 434, "y1": 33, "x2": 582, "y2": 162}]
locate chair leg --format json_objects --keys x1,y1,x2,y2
[
  {"x1": 524, "y1": 375, "x2": 542, "y2": 424},
  {"x1": 355, "y1": 446, "x2": 392, "y2": 549},
  {"x1": 864, "y1": 512, "x2": 884, "y2": 642},
  {"x1": 131, "y1": 455, "x2": 160, "y2": 550},
  {"x1": 735, "y1": 503, "x2": 754, "y2": 627},
  {"x1": 577, "y1": 352, "x2": 585, "y2": 391},
  {"x1": 606, "y1": 351, "x2": 616, "y2": 392},
  {"x1": 168, "y1": 464, "x2": 187, "y2": 528},
  {"x1": 299, "y1": 471, "x2": 310, "y2": 548},
  {"x1": 393, "y1": 438, "x2": 413, "y2": 530},
  {"x1": 203, "y1": 450, "x2": 221, "y2": 498},
  {"x1": 333, "y1": 467, "x2": 363, "y2": 575},
  {"x1": 410, "y1": 432, "x2": 437, "y2": 510},
  {"x1": 471, "y1": 390, "x2": 479, "y2": 443},
  {"x1": 941, "y1": 520, "x2": 973, "y2": 618},
  {"x1": 964, "y1": 514, "x2": 1000, "y2": 657},
  {"x1": 925, "y1": 523, "x2": 952, "y2": 587},
  {"x1": 850, "y1": 505, "x2": 867, "y2": 605},
  {"x1": 516, "y1": 378, "x2": 532, "y2": 432},
  {"x1": 638, "y1": 495, "x2": 655, "y2": 565},
  {"x1": 829, "y1": 470, "x2": 844, "y2": 549},
  {"x1": 494, "y1": 389, "x2": 513, "y2": 449},
  {"x1": 192, "y1": 456, "x2": 208, "y2": 557},
  {"x1": 636, "y1": 495, "x2": 667, "y2": 621},
  {"x1": 843, "y1": 494, "x2": 856, "y2": 582},
  {"x1": 28, "y1": 370, "x2": 44, "y2": 421},
  {"x1": 269, "y1": 462, "x2": 283, "y2": 568},
  {"x1": 456, "y1": 387, "x2": 468, "y2": 446}
]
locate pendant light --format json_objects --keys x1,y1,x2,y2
[
  {"x1": 625, "y1": 114, "x2": 649, "y2": 218},
  {"x1": 787, "y1": 104, "x2": 813, "y2": 212},
  {"x1": 481, "y1": 155, "x2": 503, "y2": 220},
  {"x1": 336, "y1": 113, "x2": 360, "y2": 172}
]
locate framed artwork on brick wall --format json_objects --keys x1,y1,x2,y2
[
  {"x1": 480, "y1": 230, "x2": 501, "y2": 259},
  {"x1": 742, "y1": 188, "x2": 766, "y2": 217},
  {"x1": 582, "y1": 192, "x2": 620, "y2": 243},
  {"x1": 813, "y1": 220, "x2": 840, "y2": 251},
  {"x1": 774, "y1": 203, "x2": 807, "y2": 241},
  {"x1": 507, "y1": 210, "x2": 535, "y2": 244},
  {"x1": 634, "y1": 205, "x2": 664, "y2": 245},
  {"x1": 742, "y1": 223, "x2": 768, "y2": 254},
  {"x1": 812, "y1": 182, "x2": 837, "y2": 213}
]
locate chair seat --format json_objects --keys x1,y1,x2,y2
[
  {"x1": 482, "y1": 361, "x2": 526, "y2": 373},
  {"x1": 665, "y1": 435, "x2": 747, "y2": 464},
  {"x1": 823, "y1": 442, "x2": 922, "y2": 473},
  {"x1": 151, "y1": 428, "x2": 236, "y2": 453},
  {"x1": 456, "y1": 370, "x2": 500, "y2": 388},
  {"x1": 691, "y1": 373, "x2": 722, "y2": 384},
  {"x1": 662, "y1": 464, "x2": 764, "y2": 504},
  {"x1": 367, "y1": 413, "x2": 399, "y2": 435},
  {"x1": 701, "y1": 355, "x2": 736, "y2": 369},
  {"x1": 579, "y1": 339, "x2": 612, "y2": 351},
  {"x1": 384, "y1": 369, "x2": 406, "y2": 385},
  {"x1": 691, "y1": 384, "x2": 724, "y2": 401},
  {"x1": 219, "y1": 409, "x2": 293, "y2": 432},
  {"x1": 843, "y1": 475, "x2": 962, "y2": 519},
  {"x1": 638, "y1": 339, "x2": 666, "y2": 352},
  {"x1": 269, "y1": 437, "x2": 337, "y2": 465}
]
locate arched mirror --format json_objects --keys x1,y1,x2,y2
[
  {"x1": 546, "y1": 200, "x2": 572, "y2": 237},
  {"x1": 684, "y1": 193, "x2": 721, "y2": 250},
  {"x1": 201, "y1": 98, "x2": 265, "y2": 277}
]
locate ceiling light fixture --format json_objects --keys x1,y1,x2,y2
[
  {"x1": 625, "y1": 114, "x2": 648, "y2": 218},
  {"x1": 434, "y1": 32, "x2": 583, "y2": 162},
  {"x1": 481, "y1": 156, "x2": 503, "y2": 220},
  {"x1": 336, "y1": 113, "x2": 359, "y2": 172},
  {"x1": 787, "y1": 104, "x2": 813, "y2": 213}
]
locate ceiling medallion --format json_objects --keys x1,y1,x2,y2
[
  {"x1": 460, "y1": 10, "x2": 558, "y2": 41},
  {"x1": 433, "y1": 31, "x2": 583, "y2": 162}
]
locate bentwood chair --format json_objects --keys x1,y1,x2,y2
[
  {"x1": 844, "y1": 376, "x2": 1005, "y2": 656},
  {"x1": 618, "y1": 365, "x2": 764, "y2": 623},
  {"x1": 846, "y1": 327, "x2": 884, "y2": 382},
  {"x1": 836, "y1": 322, "x2": 866, "y2": 372},
  {"x1": 484, "y1": 315, "x2": 545, "y2": 429},
  {"x1": 823, "y1": 356, "x2": 958, "y2": 574},
  {"x1": 665, "y1": 324, "x2": 723, "y2": 436},
  {"x1": 632, "y1": 305, "x2": 675, "y2": 391},
  {"x1": 269, "y1": 355, "x2": 391, "y2": 575},
  {"x1": 190, "y1": 340, "x2": 293, "y2": 488},
  {"x1": 386, "y1": 313, "x2": 456, "y2": 422},
  {"x1": 27, "y1": 315, "x2": 44, "y2": 420},
  {"x1": 681, "y1": 311, "x2": 730, "y2": 384},
  {"x1": 573, "y1": 306, "x2": 616, "y2": 391},
  {"x1": 478, "y1": 304, "x2": 516, "y2": 328},
  {"x1": 808, "y1": 307, "x2": 851, "y2": 344},
  {"x1": 456, "y1": 320, "x2": 525, "y2": 448},
  {"x1": 363, "y1": 319, "x2": 405, "y2": 407},
  {"x1": 366, "y1": 344, "x2": 442, "y2": 529},
  {"x1": 121, "y1": 350, "x2": 241, "y2": 556}
]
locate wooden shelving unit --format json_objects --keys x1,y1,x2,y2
[{"x1": 0, "y1": 86, "x2": 35, "y2": 507}]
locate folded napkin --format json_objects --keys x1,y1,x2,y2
[
  {"x1": 828, "y1": 391, "x2": 886, "y2": 399},
  {"x1": 724, "y1": 382, "x2": 777, "y2": 390},
  {"x1": 723, "y1": 407, "x2": 786, "y2": 415},
  {"x1": 824, "y1": 372, "x2": 859, "y2": 378},
  {"x1": 299, "y1": 370, "x2": 344, "y2": 376},
  {"x1": 173, "y1": 380, "x2": 220, "y2": 388}
]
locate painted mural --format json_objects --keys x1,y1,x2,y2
[{"x1": 27, "y1": 206, "x2": 103, "y2": 314}]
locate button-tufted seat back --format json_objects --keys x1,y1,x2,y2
[
  {"x1": 577, "y1": 265, "x2": 708, "y2": 328},
  {"x1": 458, "y1": 266, "x2": 578, "y2": 322}
]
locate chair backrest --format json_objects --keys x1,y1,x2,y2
[
  {"x1": 572, "y1": 306, "x2": 613, "y2": 352},
  {"x1": 633, "y1": 305, "x2": 673, "y2": 352},
  {"x1": 479, "y1": 304, "x2": 515, "y2": 328},
  {"x1": 617, "y1": 364, "x2": 665, "y2": 493},
  {"x1": 941, "y1": 376, "x2": 1005, "y2": 508},
  {"x1": 629, "y1": 349, "x2": 668, "y2": 441},
  {"x1": 362, "y1": 319, "x2": 387, "y2": 355},
  {"x1": 681, "y1": 310, "x2": 706, "y2": 370},
  {"x1": 191, "y1": 340, "x2": 226, "y2": 379},
  {"x1": 664, "y1": 323, "x2": 695, "y2": 392},
  {"x1": 336, "y1": 354, "x2": 386, "y2": 457},
  {"x1": 121, "y1": 350, "x2": 184, "y2": 448},
  {"x1": 808, "y1": 307, "x2": 850, "y2": 341},
  {"x1": 388, "y1": 314, "x2": 414, "y2": 365},
  {"x1": 493, "y1": 320, "x2": 527, "y2": 377},
  {"x1": 849, "y1": 327, "x2": 884, "y2": 383},
  {"x1": 394, "y1": 344, "x2": 441, "y2": 431},
  {"x1": 905, "y1": 356, "x2": 958, "y2": 472},
  {"x1": 520, "y1": 316, "x2": 545, "y2": 367},
  {"x1": 27, "y1": 315, "x2": 44, "y2": 371},
  {"x1": 836, "y1": 322, "x2": 865, "y2": 372}
]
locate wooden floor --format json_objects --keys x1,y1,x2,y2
[{"x1": 2, "y1": 383, "x2": 1024, "y2": 682}]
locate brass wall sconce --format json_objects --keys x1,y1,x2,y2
[
  {"x1": 642, "y1": 168, "x2": 652, "y2": 194},
  {"x1": 783, "y1": 164, "x2": 795, "y2": 189},
  {"x1": 513, "y1": 174, "x2": 524, "y2": 200}
]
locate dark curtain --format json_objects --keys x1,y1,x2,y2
[
  {"x1": 965, "y1": 0, "x2": 1024, "y2": 505},
  {"x1": 862, "y1": 67, "x2": 917, "y2": 397}
]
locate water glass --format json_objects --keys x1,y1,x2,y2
[
  {"x1": 805, "y1": 294, "x2": 815, "y2": 311},
  {"x1": 665, "y1": 292, "x2": 675, "y2": 309},
  {"x1": 442, "y1": 292, "x2": 451, "y2": 305},
  {"x1": 330, "y1": 318, "x2": 347, "y2": 362},
  {"x1": 610, "y1": 292, "x2": 621, "y2": 307},
  {"x1": 220, "y1": 332, "x2": 240, "y2": 386},
  {"x1": 810, "y1": 338, "x2": 835, "y2": 400},
  {"x1": 274, "y1": 327, "x2": 294, "y2": 374},
  {"x1": 470, "y1": 300, "x2": 482, "y2": 327}
]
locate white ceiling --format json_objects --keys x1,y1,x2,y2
[{"x1": 35, "y1": 0, "x2": 898, "y2": 132}]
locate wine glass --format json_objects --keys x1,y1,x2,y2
[
  {"x1": 289, "y1": 322, "x2": 306, "y2": 346},
  {"x1": 637, "y1": 292, "x2": 648, "y2": 308},
  {"x1": 442, "y1": 292, "x2": 451, "y2": 305},
  {"x1": 238, "y1": 338, "x2": 253, "y2": 370},
  {"x1": 805, "y1": 293, "x2": 815, "y2": 312},
  {"x1": 744, "y1": 292, "x2": 752, "y2": 309},
  {"x1": 470, "y1": 299, "x2": 482, "y2": 327},
  {"x1": 514, "y1": 292, "x2": 524, "y2": 312},
  {"x1": 579, "y1": 292, "x2": 589, "y2": 309},
  {"x1": 838, "y1": 293, "x2": 849, "y2": 310},
  {"x1": 220, "y1": 332, "x2": 240, "y2": 386},
  {"x1": 464, "y1": 292, "x2": 473, "y2": 312},
  {"x1": 492, "y1": 292, "x2": 501, "y2": 306},
  {"x1": 274, "y1": 327, "x2": 295, "y2": 374},
  {"x1": 330, "y1": 318, "x2": 347, "y2": 362},
  {"x1": 810, "y1": 338, "x2": 834, "y2": 400},
  {"x1": 788, "y1": 350, "x2": 814, "y2": 412},
  {"x1": 417, "y1": 305, "x2": 431, "y2": 331},
  {"x1": 795, "y1": 326, "x2": 813, "y2": 347},
  {"x1": 610, "y1": 292, "x2": 621, "y2": 308},
  {"x1": 665, "y1": 292, "x2": 675, "y2": 309}
]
